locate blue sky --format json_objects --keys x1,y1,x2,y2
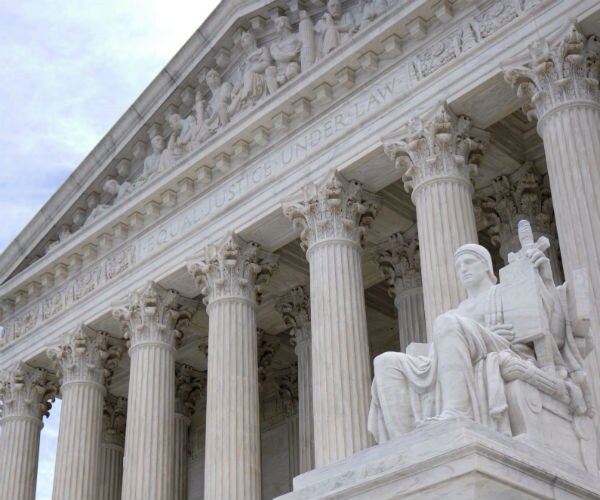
[{"x1": 0, "y1": 1, "x2": 220, "y2": 498}]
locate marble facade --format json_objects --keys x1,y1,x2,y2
[{"x1": 1, "y1": 0, "x2": 600, "y2": 499}]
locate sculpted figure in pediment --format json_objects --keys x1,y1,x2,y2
[
  {"x1": 190, "y1": 90, "x2": 212, "y2": 144},
  {"x1": 369, "y1": 220, "x2": 594, "y2": 459},
  {"x1": 84, "y1": 178, "x2": 136, "y2": 225},
  {"x1": 315, "y1": 0, "x2": 357, "y2": 58},
  {"x1": 139, "y1": 134, "x2": 167, "y2": 183},
  {"x1": 230, "y1": 30, "x2": 278, "y2": 113},
  {"x1": 164, "y1": 112, "x2": 197, "y2": 160},
  {"x1": 203, "y1": 68, "x2": 234, "y2": 130},
  {"x1": 359, "y1": 0, "x2": 388, "y2": 29},
  {"x1": 270, "y1": 14, "x2": 302, "y2": 86}
]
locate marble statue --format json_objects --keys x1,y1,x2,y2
[
  {"x1": 369, "y1": 220, "x2": 594, "y2": 444},
  {"x1": 230, "y1": 30, "x2": 278, "y2": 113},
  {"x1": 164, "y1": 112, "x2": 197, "y2": 161},
  {"x1": 191, "y1": 90, "x2": 212, "y2": 144},
  {"x1": 315, "y1": 0, "x2": 357, "y2": 58},
  {"x1": 83, "y1": 178, "x2": 136, "y2": 225},
  {"x1": 140, "y1": 134, "x2": 167, "y2": 181},
  {"x1": 204, "y1": 68, "x2": 234, "y2": 129},
  {"x1": 269, "y1": 14, "x2": 302, "y2": 86}
]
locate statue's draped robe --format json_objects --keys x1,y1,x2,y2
[{"x1": 368, "y1": 285, "x2": 513, "y2": 443}]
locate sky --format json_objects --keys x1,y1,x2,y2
[{"x1": 0, "y1": 1, "x2": 220, "y2": 498}]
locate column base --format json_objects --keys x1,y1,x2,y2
[{"x1": 276, "y1": 419, "x2": 600, "y2": 499}]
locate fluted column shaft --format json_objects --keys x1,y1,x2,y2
[
  {"x1": 204, "y1": 298, "x2": 260, "y2": 499},
  {"x1": 308, "y1": 239, "x2": 372, "y2": 466},
  {"x1": 504, "y1": 22, "x2": 600, "y2": 410},
  {"x1": 114, "y1": 282, "x2": 191, "y2": 500},
  {"x1": 277, "y1": 286, "x2": 314, "y2": 473},
  {"x1": 539, "y1": 105, "x2": 600, "y2": 313},
  {"x1": 378, "y1": 230, "x2": 426, "y2": 350},
  {"x1": 295, "y1": 334, "x2": 314, "y2": 473},
  {"x1": 384, "y1": 104, "x2": 486, "y2": 340},
  {"x1": 0, "y1": 363, "x2": 53, "y2": 500},
  {"x1": 283, "y1": 172, "x2": 379, "y2": 468},
  {"x1": 52, "y1": 381, "x2": 105, "y2": 500},
  {"x1": 174, "y1": 413, "x2": 191, "y2": 500},
  {"x1": 99, "y1": 443, "x2": 124, "y2": 500},
  {"x1": 0, "y1": 416, "x2": 43, "y2": 500},
  {"x1": 413, "y1": 179, "x2": 478, "y2": 339},
  {"x1": 538, "y1": 105, "x2": 600, "y2": 400},
  {"x1": 48, "y1": 327, "x2": 119, "y2": 500},
  {"x1": 123, "y1": 341, "x2": 175, "y2": 500},
  {"x1": 187, "y1": 233, "x2": 277, "y2": 500},
  {"x1": 394, "y1": 286, "x2": 426, "y2": 350},
  {"x1": 99, "y1": 394, "x2": 126, "y2": 500}
]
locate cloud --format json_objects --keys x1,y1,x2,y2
[{"x1": 0, "y1": 0, "x2": 220, "y2": 253}]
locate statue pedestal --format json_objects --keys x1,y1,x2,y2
[{"x1": 276, "y1": 420, "x2": 600, "y2": 499}]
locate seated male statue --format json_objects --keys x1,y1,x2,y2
[{"x1": 369, "y1": 221, "x2": 593, "y2": 450}]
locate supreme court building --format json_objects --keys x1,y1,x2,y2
[{"x1": 1, "y1": 0, "x2": 600, "y2": 499}]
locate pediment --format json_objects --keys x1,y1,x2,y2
[{"x1": 1, "y1": 0, "x2": 408, "y2": 283}]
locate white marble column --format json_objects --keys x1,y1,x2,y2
[
  {"x1": 0, "y1": 362, "x2": 56, "y2": 500},
  {"x1": 384, "y1": 103, "x2": 487, "y2": 339},
  {"x1": 48, "y1": 326, "x2": 121, "y2": 500},
  {"x1": 277, "y1": 285, "x2": 314, "y2": 473},
  {"x1": 378, "y1": 230, "x2": 426, "y2": 350},
  {"x1": 113, "y1": 282, "x2": 192, "y2": 500},
  {"x1": 174, "y1": 364, "x2": 204, "y2": 500},
  {"x1": 284, "y1": 171, "x2": 380, "y2": 467},
  {"x1": 505, "y1": 21, "x2": 600, "y2": 407},
  {"x1": 187, "y1": 233, "x2": 278, "y2": 500},
  {"x1": 99, "y1": 394, "x2": 126, "y2": 500}
]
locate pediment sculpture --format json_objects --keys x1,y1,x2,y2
[
  {"x1": 72, "y1": 1, "x2": 391, "y2": 232},
  {"x1": 369, "y1": 219, "x2": 598, "y2": 473}
]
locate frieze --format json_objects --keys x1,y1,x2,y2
[
  {"x1": 2, "y1": 245, "x2": 136, "y2": 343},
  {"x1": 409, "y1": 0, "x2": 543, "y2": 81},
  {"x1": 1, "y1": 62, "x2": 410, "y2": 346}
]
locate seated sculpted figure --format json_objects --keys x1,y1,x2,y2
[
  {"x1": 139, "y1": 134, "x2": 167, "y2": 183},
  {"x1": 369, "y1": 227, "x2": 593, "y2": 445},
  {"x1": 204, "y1": 68, "x2": 234, "y2": 130},
  {"x1": 230, "y1": 31, "x2": 277, "y2": 113},
  {"x1": 315, "y1": 0, "x2": 357, "y2": 58},
  {"x1": 270, "y1": 14, "x2": 302, "y2": 86}
]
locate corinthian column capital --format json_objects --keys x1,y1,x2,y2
[
  {"x1": 504, "y1": 21, "x2": 600, "y2": 125},
  {"x1": 47, "y1": 325, "x2": 122, "y2": 388},
  {"x1": 276, "y1": 285, "x2": 311, "y2": 345},
  {"x1": 174, "y1": 364, "x2": 205, "y2": 417},
  {"x1": 377, "y1": 229, "x2": 422, "y2": 293},
  {"x1": 187, "y1": 233, "x2": 278, "y2": 305},
  {"x1": 0, "y1": 362, "x2": 56, "y2": 420},
  {"x1": 113, "y1": 281, "x2": 194, "y2": 348},
  {"x1": 103, "y1": 393, "x2": 127, "y2": 446},
  {"x1": 383, "y1": 102, "x2": 488, "y2": 194},
  {"x1": 283, "y1": 171, "x2": 380, "y2": 251}
]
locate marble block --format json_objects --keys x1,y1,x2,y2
[{"x1": 276, "y1": 419, "x2": 600, "y2": 500}]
